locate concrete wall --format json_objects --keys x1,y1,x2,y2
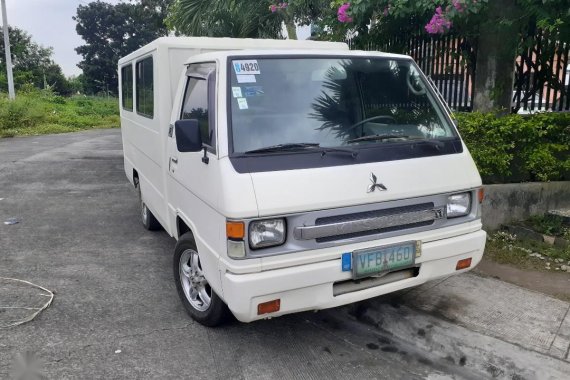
[{"x1": 482, "y1": 181, "x2": 570, "y2": 230}]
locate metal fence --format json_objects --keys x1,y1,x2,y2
[
  {"x1": 514, "y1": 32, "x2": 570, "y2": 112},
  {"x1": 349, "y1": 31, "x2": 570, "y2": 113}
]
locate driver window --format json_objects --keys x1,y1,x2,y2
[{"x1": 180, "y1": 67, "x2": 216, "y2": 151}]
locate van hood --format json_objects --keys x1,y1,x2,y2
[{"x1": 249, "y1": 152, "x2": 481, "y2": 217}]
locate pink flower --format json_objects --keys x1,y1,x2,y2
[
  {"x1": 269, "y1": 2, "x2": 287, "y2": 13},
  {"x1": 452, "y1": 0, "x2": 465, "y2": 12},
  {"x1": 337, "y1": 3, "x2": 353, "y2": 23},
  {"x1": 425, "y1": 6, "x2": 452, "y2": 34}
]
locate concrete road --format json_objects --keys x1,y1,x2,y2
[{"x1": 1, "y1": 130, "x2": 569, "y2": 379}]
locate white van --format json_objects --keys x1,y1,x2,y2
[{"x1": 119, "y1": 37, "x2": 486, "y2": 326}]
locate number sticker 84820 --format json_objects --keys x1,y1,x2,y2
[{"x1": 233, "y1": 60, "x2": 261, "y2": 75}]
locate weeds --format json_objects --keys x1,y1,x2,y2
[
  {"x1": 485, "y1": 231, "x2": 570, "y2": 271},
  {"x1": 0, "y1": 89, "x2": 118, "y2": 137},
  {"x1": 525, "y1": 214, "x2": 569, "y2": 238}
]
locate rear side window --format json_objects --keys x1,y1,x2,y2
[
  {"x1": 136, "y1": 57, "x2": 154, "y2": 118},
  {"x1": 121, "y1": 65, "x2": 133, "y2": 111},
  {"x1": 180, "y1": 64, "x2": 216, "y2": 151}
]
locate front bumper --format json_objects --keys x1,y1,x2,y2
[{"x1": 221, "y1": 229, "x2": 486, "y2": 322}]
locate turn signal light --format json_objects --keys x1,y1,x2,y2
[
  {"x1": 477, "y1": 188, "x2": 485, "y2": 204},
  {"x1": 456, "y1": 258, "x2": 472, "y2": 270},
  {"x1": 257, "y1": 299, "x2": 280, "y2": 315},
  {"x1": 226, "y1": 221, "x2": 245, "y2": 239}
]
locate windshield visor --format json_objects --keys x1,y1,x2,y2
[{"x1": 228, "y1": 57, "x2": 457, "y2": 154}]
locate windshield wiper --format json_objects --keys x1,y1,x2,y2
[
  {"x1": 244, "y1": 143, "x2": 320, "y2": 154},
  {"x1": 244, "y1": 143, "x2": 358, "y2": 158},
  {"x1": 320, "y1": 147, "x2": 358, "y2": 158},
  {"x1": 346, "y1": 134, "x2": 409, "y2": 144},
  {"x1": 407, "y1": 137, "x2": 445, "y2": 150}
]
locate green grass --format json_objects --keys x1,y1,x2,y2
[
  {"x1": 0, "y1": 90, "x2": 119, "y2": 138},
  {"x1": 485, "y1": 231, "x2": 570, "y2": 271}
]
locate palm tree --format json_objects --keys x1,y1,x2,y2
[{"x1": 167, "y1": 0, "x2": 286, "y2": 38}]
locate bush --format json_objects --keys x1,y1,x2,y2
[
  {"x1": 455, "y1": 112, "x2": 570, "y2": 183},
  {"x1": 0, "y1": 95, "x2": 47, "y2": 131},
  {"x1": 526, "y1": 214, "x2": 568, "y2": 237},
  {"x1": 0, "y1": 92, "x2": 119, "y2": 137}
]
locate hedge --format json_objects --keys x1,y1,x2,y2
[{"x1": 455, "y1": 112, "x2": 570, "y2": 184}]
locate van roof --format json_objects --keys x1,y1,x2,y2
[
  {"x1": 183, "y1": 49, "x2": 412, "y2": 65},
  {"x1": 118, "y1": 36, "x2": 349, "y2": 64}
]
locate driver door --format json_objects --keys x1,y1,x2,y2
[{"x1": 166, "y1": 62, "x2": 220, "y2": 224}]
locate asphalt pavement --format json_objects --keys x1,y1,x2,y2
[{"x1": 1, "y1": 129, "x2": 569, "y2": 379}]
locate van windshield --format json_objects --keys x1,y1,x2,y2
[{"x1": 228, "y1": 57, "x2": 457, "y2": 155}]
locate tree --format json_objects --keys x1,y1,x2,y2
[
  {"x1": 167, "y1": 1, "x2": 285, "y2": 38},
  {"x1": 68, "y1": 74, "x2": 86, "y2": 95},
  {"x1": 324, "y1": 0, "x2": 570, "y2": 113},
  {"x1": 74, "y1": 0, "x2": 172, "y2": 95},
  {"x1": 42, "y1": 63, "x2": 73, "y2": 96},
  {"x1": 0, "y1": 25, "x2": 71, "y2": 95},
  {"x1": 271, "y1": 0, "x2": 332, "y2": 39},
  {"x1": 167, "y1": 0, "x2": 330, "y2": 39}
]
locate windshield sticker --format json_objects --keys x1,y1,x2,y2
[
  {"x1": 236, "y1": 74, "x2": 256, "y2": 83},
  {"x1": 243, "y1": 86, "x2": 264, "y2": 97},
  {"x1": 233, "y1": 60, "x2": 260, "y2": 75},
  {"x1": 231, "y1": 87, "x2": 242, "y2": 98},
  {"x1": 237, "y1": 98, "x2": 248, "y2": 110}
]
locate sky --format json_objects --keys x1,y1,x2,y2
[
  {"x1": 2, "y1": 0, "x2": 123, "y2": 76},
  {"x1": 1, "y1": 0, "x2": 311, "y2": 78}
]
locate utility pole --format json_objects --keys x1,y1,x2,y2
[{"x1": 1, "y1": 0, "x2": 15, "y2": 99}]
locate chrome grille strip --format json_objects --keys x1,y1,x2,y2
[{"x1": 294, "y1": 207, "x2": 445, "y2": 241}]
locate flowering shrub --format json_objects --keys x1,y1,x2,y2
[
  {"x1": 337, "y1": 3, "x2": 353, "y2": 23},
  {"x1": 423, "y1": 0, "x2": 482, "y2": 34},
  {"x1": 329, "y1": 0, "x2": 486, "y2": 34},
  {"x1": 452, "y1": 0, "x2": 466, "y2": 12},
  {"x1": 425, "y1": 6, "x2": 452, "y2": 34},
  {"x1": 269, "y1": 2, "x2": 288, "y2": 13}
]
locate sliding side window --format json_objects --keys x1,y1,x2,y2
[
  {"x1": 136, "y1": 56, "x2": 154, "y2": 118},
  {"x1": 121, "y1": 65, "x2": 133, "y2": 111}
]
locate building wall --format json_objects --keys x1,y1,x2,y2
[{"x1": 482, "y1": 181, "x2": 570, "y2": 230}]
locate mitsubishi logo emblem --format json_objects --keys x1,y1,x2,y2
[{"x1": 367, "y1": 173, "x2": 387, "y2": 193}]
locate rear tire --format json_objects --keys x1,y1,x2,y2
[
  {"x1": 174, "y1": 232, "x2": 229, "y2": 327},
  {"x1": 136, "y1": 180, "x2": 161, "y2": 231}
]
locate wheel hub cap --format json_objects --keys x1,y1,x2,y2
[{"x1": 179, "y1": 249, "x2": 211, "y2": 312}]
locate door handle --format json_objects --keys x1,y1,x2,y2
[{"x1": 169, "y1": 157, "x2": 178, "y2": 172}]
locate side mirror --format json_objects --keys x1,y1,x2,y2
[{"x1": 175, "y1": 119, "x2": 202, "y2": 152}]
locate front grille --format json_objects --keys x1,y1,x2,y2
[
  {"x1": 316, "y1": 202, "x2": 434, "y2": 225},
  {"x1": 293, "y1": 202, "x2": 443, "y2": 242},
  {"x1": 314, "y1": 202, "x2": 435, "y2": 242},
  {"x1": 316, "y1": 220, "x2": 433, "y2": 243}
]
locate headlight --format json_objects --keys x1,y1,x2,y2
[
  {"x1": 447, "y1": 193, "x2": 471, "y2": 218},
  {"x1": 249, "y1": 219, "x2": 286, "y2": 249}
]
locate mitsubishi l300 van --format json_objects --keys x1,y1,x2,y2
[{"x1": 119, "y1": 37, "x2": 486, "y2": 326}]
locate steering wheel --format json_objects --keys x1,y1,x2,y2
[
  {"x1": 345, "y1": 115, "x2": 397, "y2": 133},
  {"x1": 407, "y1": 68, "x2": 427, "y2": 96}
]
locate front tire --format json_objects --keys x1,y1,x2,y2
[{"x1": 174, "y1": 233, "x2": 229, "y2": 327}]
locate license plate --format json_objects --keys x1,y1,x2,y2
[{"x1": 352, "y1": 241, "x2": 417, "y2": 279}]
